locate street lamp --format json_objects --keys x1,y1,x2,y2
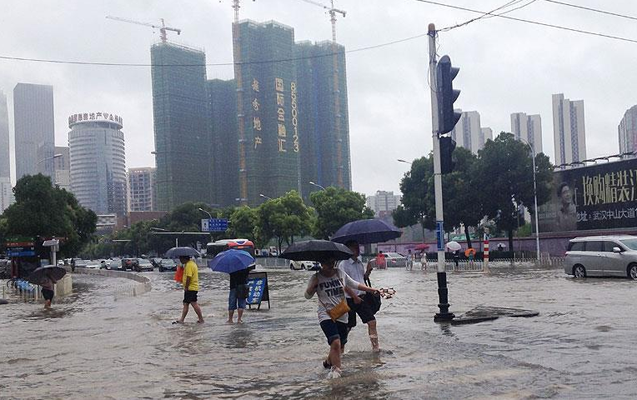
[
  {"x1": 198, "y1": 207, "x2": 213, "y2": 219},
  {"x1": 36, "y1": 153, "x2": 62, "y2": 167},
  {"x1": 259, "y1": 193, "x2": 272, "y2": 200},
  {"x1": 309, "y1": 181, "x2": 326, "y2": 191},
  {"x1": 397, "y1": 159, "x2": 411, "y2": 165},
  {"x1": 519, "y1": 138, "x2": 541, "y2": 262}
]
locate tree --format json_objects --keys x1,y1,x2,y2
[
  {"x1": 310, "y1": 187, "x2": 374, "y2": 239},
  {"x1": 3, "y1": 174, "x2": 97, "y2": 257},
  {"x1": 227, "y1": 206, "x2": 258, "y2": 242},
  {"x1": 473, "y1": 132, "x2": 553, "y2": 250},
  {"x1": 256, "y1": 191, "x2": 312, "y2": 252}
]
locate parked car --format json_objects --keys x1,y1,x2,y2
[
  {"x1": 121, "y1": 258, "x2": 139, "y2": 271},
  {"x1": 135, "y1": 259, "x2": 154, "y2": 272},
  {"x1": 289, "y1": 260, "x2": 320, "y2": 271},
  {"x1": 564, "y1": 235, "x2": 637, "y2": 279},
  {"x1": 158, "y1": 259, "x2": 178, "y2": 272},
  {"x1": 384, "y1": 252, "x2": 408, "y2": 268},
  {"x1": 72, "y1": 259, "x2": 89, "y2": 268},
  {"x1": 86, "y1": 260, "x2": 102, "y2": 270}
]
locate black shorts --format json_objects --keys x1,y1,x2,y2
[
  {"x1": 320, "y1": 319, "x2": 349, "y2": 346},
  {"x1": 42, "y1": 289, "x2": 54, "y2": 301},
  {"x1": 346, "y1": 296, "x2": 376, "y2": 328},
  {"x1": 183, "y1": 290, "x2": 198, "y2": 304}
]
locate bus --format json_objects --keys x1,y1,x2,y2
[{"x1": 206, "y1": 239, "x2": 255, "y2": 258}]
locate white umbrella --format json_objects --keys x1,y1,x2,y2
[{"x1": 446, "y1": 241, "x2": 462, "y2": 251}]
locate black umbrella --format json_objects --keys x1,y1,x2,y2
[
  {"x1": 331, "y1": 219, "x2": 402, "y2": 244},
  {"x1": 279, "y1": 240, "x2": 353, "y2": 262},
  {"x1": 165, "y1": 247, "x2": 201, "y2": 259},
  {"x1": 28, "y1": 265, "x2": 66, "y2": 285}
]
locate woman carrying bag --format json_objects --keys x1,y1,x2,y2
[{"x1": 305, "y1": 257, "x2": 379, "y2": 379}]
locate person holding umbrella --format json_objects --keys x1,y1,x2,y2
[
  {"x1": 281, "y1": 240, "x2": 379, "y2": 379},
  {"x1": 175, "y1": 255, "x2": 204, "y2": 324},
  {"x1": 338, "y1": 240, "x2": 380, "y2": 353},
  {"x1": 41, "y1": 270, "x2": 58, "y2": 309},
  {"x1": 208, "y1": 249, "x2": 256, "y2": 324},
  {"x1": 28, "y1": 264, "x2": 66, "y2": 309}
]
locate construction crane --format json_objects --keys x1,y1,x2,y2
[
  {"x1": 106, "y1": 16, "x2": 181, "y2": 43},
  {"x1": 298, "y1": 0, "x2": 346, "y2": 42}
]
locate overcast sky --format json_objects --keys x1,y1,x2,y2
[{"x1": 1, "y1": 0, "x2": 636, "y2": 196}]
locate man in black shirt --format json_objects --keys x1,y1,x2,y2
[{"x1": 227, "y1": 266, "x2": 253, "y2": 324}]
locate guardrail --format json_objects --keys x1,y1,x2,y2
[
  {"x1": 71, "y1": 267, "x2": 151, "y2": 297},
  {"x1": 2, "y1": 275, "x2": 72, "y2": 302}
]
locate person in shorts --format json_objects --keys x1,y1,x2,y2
[
  {"x1": 227, "y1": 266, "x2": 254, "y2": 324},
  {"x1": 41, "y1": 271, "x2": 57, "y2": 309},
  {"x1": 305, "y1": 257, "x2": 378, "y2": 379},
  {"x1": 338, "y1": 240, "x2": 380, "y2": 352},
  {"x1": 175, "y1": 256, "x2": 204, "y2": 324}
]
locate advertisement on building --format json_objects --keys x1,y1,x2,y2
[{"x1": 538, "y1": 158, "x2": 637, "y2": 233}]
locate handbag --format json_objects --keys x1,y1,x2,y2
[
  {"x1": 174, "y1": 266, "x2": 184, "y2": 283},
  {"x1": 364, "y1": 277, "x2": 382, "y2": 315},
  {"x1": 327, "y1": 298, "x2": 351, "y2": 321}
]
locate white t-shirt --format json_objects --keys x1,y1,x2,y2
[
  {"x1": 337, "y1": 258, "x2": 365, "y2": 297},
  {"x1": 305, "y1": 269, "x2": 360, "y2": 323}
]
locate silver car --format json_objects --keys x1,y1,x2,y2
[{"x1": 564, "y1": 235, "x2": 637, "y2": 279}]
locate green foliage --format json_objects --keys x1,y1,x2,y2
[
  {"x1": 3, "y1": 174, "x2": 97, "y2": 257},
  {"x1": 473, "y1": 132, "x2": 553, "y2": 248},
  {"x1": 256, "y1": 191, "x2": 312, "y2": 252},
  {"x1": 310, "y1": 187, "x2": 373, "y2": 239},
  {"x1": 227, "y1": 206, "x2": 258, "y2": 242}
]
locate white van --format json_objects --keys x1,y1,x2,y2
[{"x1": 564, "y1": 235, "x2": 637, "y2": 279}]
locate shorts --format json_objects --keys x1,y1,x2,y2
[
  {"x1": 228, "y1": 288, "x2": 247, "y2": 310},
  {"x1": 42, "y1": 289, "x2": 54, "y2": 301},
  {"x1": 346, "y1": 297, "x2": 376, "y2": 328},
  {"x1": 320, "y1": 319, "x2": 349, "y2": 346},
  {"x1": 183, "y1": 290, "x2": 198, "y2": 304}
]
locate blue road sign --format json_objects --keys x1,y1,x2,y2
[
  {"x1": 201, "y1": 218, "x2": 228, "y2": 232},
  {"x1": 436, "y1": 221, "x2": 445, "y2": 251}
]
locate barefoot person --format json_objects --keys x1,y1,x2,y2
[
  {"x1": 41, "y1": 271, "x2": 57, "y2": 309},
  {"x1": 305, "y1": 257, "x2": 379, "y2": 379},
  {"x1": 227, "y1": 266, "x2": 254, "y2": 324},
  {"x1": 338, "y1": 240, "x2": 380, "y2": 352},
  {"x1": 175, "y1": 256, "x2": 204, "y2": 324}
]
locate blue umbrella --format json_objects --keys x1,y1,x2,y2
[
  {"x1": 208, "y1": 249, "x2": 255, "y2": 274},
  {"x1": 331, "y1": 219, "x2": 402, "y2": 245}
]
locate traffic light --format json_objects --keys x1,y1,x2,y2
[
  {"x1": 436, "y1": 55, "x2": 461, "y2": 134},
  {"x1": 440, "y1": 135, "x2": 456, "y2": 174}
]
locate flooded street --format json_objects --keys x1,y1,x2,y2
[{"x1": 1, "y1": 264, "x2": 636, "y2": 399}]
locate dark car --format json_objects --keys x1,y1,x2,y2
[
  {"x1": 158, "y1": 259, "x2": 178, "y2": 272},
  {"x1": 135, "y1": 259, "x2": 154, "y2": 272},
  {"x1": 121, "y1": 258, "x2": 139, "y2": 271}
]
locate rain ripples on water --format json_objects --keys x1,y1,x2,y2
[{"x1": 1, "y1": 263, "x2": 636, "y2": 399}]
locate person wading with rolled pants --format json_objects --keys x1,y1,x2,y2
[
  {"x1": 338, "y1": 240, "x2": 380, "y2": 352},
  {"x1": 175, "y1": 256, "x2": 204, "y2": 324},
  {"x1": 305, "y1": 257, "x2": 378, "y2": 379}
]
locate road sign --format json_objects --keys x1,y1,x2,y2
[
  {"x1": 436, "y1": 221, "x2": 445, "y2": 251},
  {"x1": 201, "y1": 218, "x2": 228, "y2": 232}
]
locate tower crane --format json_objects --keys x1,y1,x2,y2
[
  {"x1": 298, "y1": 0, "x2": 346, "y2": 42},
  {"x1": 105, "y1": 16, "x2": 181, "y2": 43}
]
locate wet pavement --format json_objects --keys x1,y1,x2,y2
[{"x1": 1, "y1": 264, "x2": 636, "y2": 399}]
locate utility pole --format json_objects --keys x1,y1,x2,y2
[{"x1": 428, "y1": 24, "x2": 454, "y2": 322}]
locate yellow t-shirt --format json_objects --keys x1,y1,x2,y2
[{"x1": 182, "y1": 260, "x2": 199, "y2": 291}]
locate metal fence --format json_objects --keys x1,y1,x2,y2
[{"x1": 2, "y1": 278, "x2": 42, "y2": 302}]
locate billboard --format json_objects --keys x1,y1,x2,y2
[{"x1": 538, "y1": 158, "x2": 637, "y2": 233}]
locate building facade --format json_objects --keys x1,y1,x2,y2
[
  {"x1": 234, "y1": 20, "x2": 300, "y2": 205},
  {"x1": 451, "y1": 110, "x2": 484, "y2": 154},
  {"x1": 54, "y1": 146, "x2": 71, "y2": 191},
  {"x1": 552, "y1": 93, "x2": 586, "y2": 166},
  {"x1": 618, "y1": 105, "x2": 637, "y2": 157},
  {"x1": 511, "y1": 112, "x2": 543, "y2": 154},
  {"x1": 366, "y1": 190, "x2": 401, "y2": 218},
  {"x1": 479, "y1": 127, "x2": 493, "y2": 150},
  {"x1": 68, "y1": 112, "x2": 127, "y2": 217},
  {"x1": 13, "y1": 83, "x2": 55, "y2": 180},
  {"x1": 128, "y1": 167, "x2": 156, "y2": 212},
  {"x1": 295, "y1": 40, "x2": 351, "y2": 200},
  {"x1": 207, "y1": 79, "x2": 239, "y2": 208},
  {"x1": 151, "y1": 43, "x2": 210, "y2": 211},
  {"x1": 0, "y1": 90, "x2": 12, "y2": 213}
]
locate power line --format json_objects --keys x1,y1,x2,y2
[
  {"x1": 543, "y1": 0, "x2": 637, "y2": 22},
  {"x1": 440, "y1": 0, "x2": 537, "y2": 31},
  {"x1": 416, "y1": 0, "x2": 637, "y2": 44},
  {"x1": 0, "y1": 32, "x2": 430, "y2": 68}
]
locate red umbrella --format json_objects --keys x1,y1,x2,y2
[{"x1": 414, "y1": 243, "x2": 429, "y2": 251}]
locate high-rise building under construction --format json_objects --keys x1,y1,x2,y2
[
  {"x1": 234, "y1": 20, "x2": 301, "y2": 205},
  {"x1": 295, "y1": 40, "x2": 351, "y2": 200},
  {"x1": 151, "y1": 43, "x2": 210, "y2": 211}
]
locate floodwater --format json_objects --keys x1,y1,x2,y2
[{"x1": 1, "y1": 264, "x2": 636, "y2": 399}]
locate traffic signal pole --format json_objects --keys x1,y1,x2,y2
[{"x1": 428, "y1": 23, "x2": 454, "y2": 322}]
